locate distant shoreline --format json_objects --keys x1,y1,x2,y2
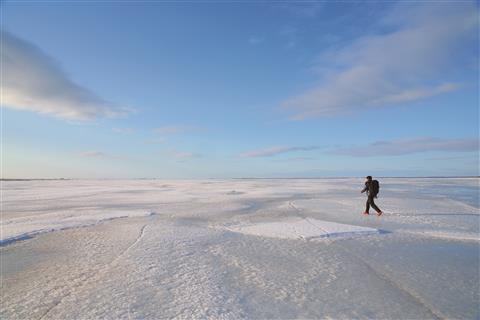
[{"x1": 1, "y1": 176, "x2": 479, "y2": 181}]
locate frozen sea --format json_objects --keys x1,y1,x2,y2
[{"x1": 1, "y1": 178, "x2": 479, "y2": 319}]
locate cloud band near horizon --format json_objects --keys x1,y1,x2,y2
[
  {"x1": 332, "y1": 137, "x2": 479, "y2": 157},
  {"x1": 240, "y1": 146, "x2": 320, "y2": 158}
]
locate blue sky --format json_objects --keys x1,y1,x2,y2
[{"x1": 2, "y1": 1, "x2": 479, "y2": 178}]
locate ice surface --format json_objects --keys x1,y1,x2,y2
[
  {"x1": 226, "y1": 218, "x2": 379, "y2": 240},
  {"x1": 1, "y1": 178, "x2": 479, "y2": 319}
]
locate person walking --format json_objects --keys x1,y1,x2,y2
[{"x1": 361, "y1": 176, "x2": 383, "y2": 216}]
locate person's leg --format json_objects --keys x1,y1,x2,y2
[
  {"x1": 365, "y1": 198, "x2": 370, "y2": 213},
  {"x1": 369, "y1": 196, "x2": 381, "y2": 213}
]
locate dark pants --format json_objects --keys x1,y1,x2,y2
[{"x1": 366, "y1": 194, "x2": 381, "y2": 213}]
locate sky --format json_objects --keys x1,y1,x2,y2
[{"x1": 2, "y1": 1, "x2": 479, "y2": 178}]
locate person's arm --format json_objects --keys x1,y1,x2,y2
[{"x1": 361, "y1": 183, "x2": 368, "y2": 193}]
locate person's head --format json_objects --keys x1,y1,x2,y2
[{"x1": 366, "y1": 176, "x2": 372, "y2": 181}]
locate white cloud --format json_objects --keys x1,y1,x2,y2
[
  {"x1": 241, "y1": 146, "x2": 319, "y2": 158},
  {"x1": 333, "y1": 137, "x2": 479, "y2": 157},
  {"x1": 2, "y1": 32, "x2": 130, "y2": 121},
  {"x1": 282, "y1": 2, "x2": 477, "y2": 119}
]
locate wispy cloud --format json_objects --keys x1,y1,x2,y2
[
  {"x1": 332, "y1": 137, "x2": 479, "y2": 157},
  {"x1": 276, "y1": 2, "x2": 324, "y2": 18},
  {"x1": 79, "y1": 151, "x2": 139, "y2": 162},
  {"x1": 248, "y1": 36, "x2": 264, "y2": 45},
  {"x1": 145, "y1": 138, "x2": 166, "y2": 145},
  {"x1": 427, "y1": 155, "x2": 478, "y2": 161},
  {"x1": 173, "y1": 151, "x2": 202, "y2": 159},
  {"x1": 274, "y1": 156, "x2": 316, "y2": 162},
  {"x1": 282, "y1": 3, "x2": 477, "y2": 119},
  {"x1": 154, "y1": 125, "x2": 197, "y2": 135},
  {"x1": 279, "y1": 25, "x2": 298, "y2": 49},
  {"x1": 170, "y1": 150, "x2": 202, "y2": 162},
  {"x1": 152, "y1": 125, "x2": 200, "y2": 145},
  {"x1": 112, "y1": 127, "x2": 134, "y2": 134},
  {"x1": 80, "y1": 151, "x2": 108, "y2": 158},
  {"x1": 2, "y1": 31, "x2": 130, "y2": 121},
  {"x1": 240, "y1": 146, "x2": 319, "y2": 158}
]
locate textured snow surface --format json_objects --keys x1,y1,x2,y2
[
  {"x1": 226, "y1": 218, "x2": 379, "y2": 240},
  {"x1": 1, "y1": 178, "x2": 479, "y2": 319}
]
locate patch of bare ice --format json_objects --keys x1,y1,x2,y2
[{"x1": 225, "y1": 218, "x2": 379, "y2": 240}]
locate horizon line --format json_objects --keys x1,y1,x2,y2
[{"x1": 2, "y1": 175, "x2": 479, "y2": 181}]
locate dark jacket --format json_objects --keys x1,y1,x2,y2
[{"x1": 362, "y1": 180, "x2": 379, "y2": 197}]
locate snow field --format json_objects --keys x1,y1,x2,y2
[{"x1": 1, "y1": 178, "x2": 478, "y2": 319}]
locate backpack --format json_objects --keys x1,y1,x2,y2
[{"x1": 371, "y1": 180, "x2": 380, "y2": 195}]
